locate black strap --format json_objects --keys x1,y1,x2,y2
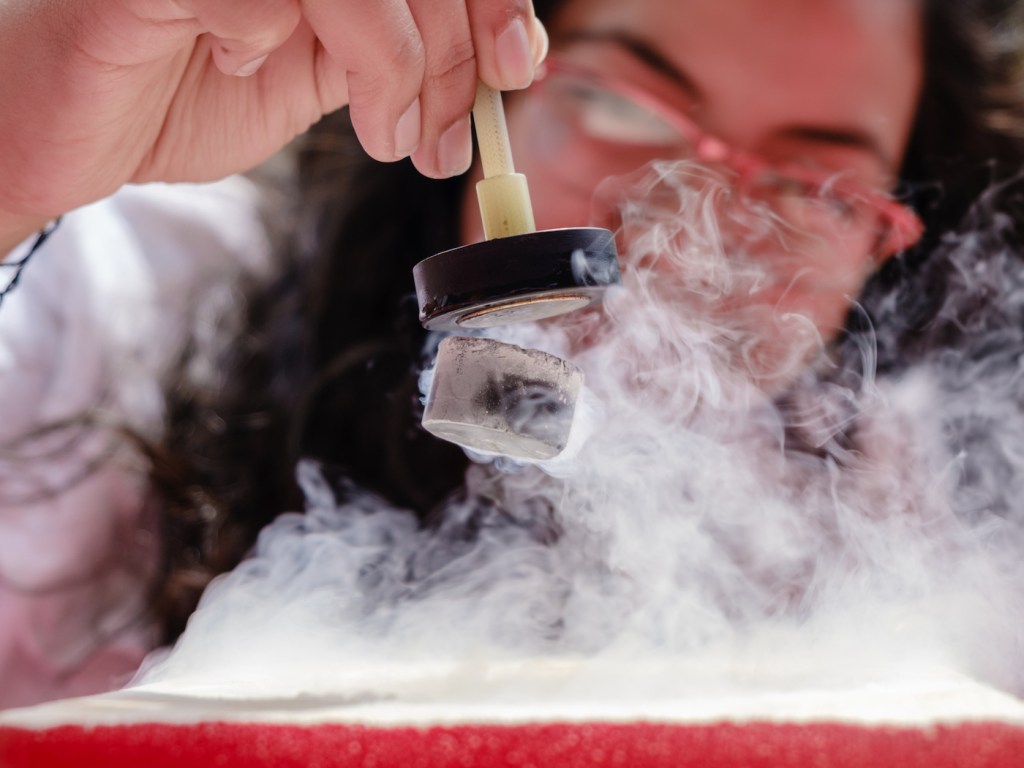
[{"x1": 0, "y1": 218, "x2": 61, "y2": 310}]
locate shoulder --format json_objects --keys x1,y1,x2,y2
[
  {"x1": 54, "y1": 175, "x2": 273, "y2": 302},
  {"x1": 0, "y1": 177, "x2": 274, "y2": 438}
]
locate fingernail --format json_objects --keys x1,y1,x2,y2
[
  {"x1": 531, "y1": 17, "x2": 549, "y2": 68},
  {"x1": 232, "y1": 54, "x2": 268, "y2": 77},
  {"x1": 394, "y1": 97, "x2": 421, "y2": 159},
  {"x1": 437, "y1": 117, "x2": 473, "y2": 177},
  {"x1": 496, "y1": 17, "x2": 533, "y2": 90}
]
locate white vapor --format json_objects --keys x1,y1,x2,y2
[{"x1": 136, "y1": 161, "x2": 1024, "y2": 704}]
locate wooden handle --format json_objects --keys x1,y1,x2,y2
[
  {"x1": 472, "y1": 82, "x2": 536, "y2": 239},
  {"x1": 473, "y1": 82, "x2": 516, "y2": 178}
]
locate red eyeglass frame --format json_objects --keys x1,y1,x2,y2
[{"x1": 533, "y1": 55, "x2": 925, "y2": 258}]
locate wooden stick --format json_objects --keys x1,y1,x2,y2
[
  {"x1": 473, "y1": 82, "x2": 516, "y2": 178},
  {"x1": 472, "y1": 82, "x2": 536, "y2": 239}
]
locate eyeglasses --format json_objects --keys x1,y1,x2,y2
[{"x1": 531, "y1": 55, "x2": 924, "y2": 259}]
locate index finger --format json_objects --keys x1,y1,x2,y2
[
  {"x1": 302, "y1": 0, "x2": 426, "y2": 162},
  {"x1": 468, "y1": 0, "x2": 547, "y2": 92}
]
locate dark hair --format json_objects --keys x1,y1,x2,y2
[
  {"x1": 845, "y1": 0, "x2": 1024, "y2": 368},
  {"x1": 150, "y1": 0, "x2": 1024, "y2": 642}
]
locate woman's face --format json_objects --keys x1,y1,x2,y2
[{"x1": 461, "y1": 0, "x2": 924, "y2": 352}]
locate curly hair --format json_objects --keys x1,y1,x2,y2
[{"x1": 848, "y1": 0, "x2": 1024, "y2": 364}]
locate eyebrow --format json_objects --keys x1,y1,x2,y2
[
  {"x1": 558, "y1": 29, "x2": 893, "y2": 169},
  {"x1": 559, "y1": 29, "x2": 702, "y2": 98}
]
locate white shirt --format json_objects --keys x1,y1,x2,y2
[{"x1": 0, "y1": 177, "x2": 271, "y2": 709}]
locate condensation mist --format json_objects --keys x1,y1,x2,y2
[{"x1": 136, "y1": 161, "x2": 1024, "y2": 703}]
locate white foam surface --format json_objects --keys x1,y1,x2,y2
[{"x1": 4, "y1": 657, "x2": 1024, "y2": 731}]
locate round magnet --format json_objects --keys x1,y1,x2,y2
[{"x1": 413, "y1": 227, "x2": 620, "y2": 331}]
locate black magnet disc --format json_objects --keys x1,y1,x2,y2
[{"x1": 413, "y1": 227, "x2": 621, "y2": 331}]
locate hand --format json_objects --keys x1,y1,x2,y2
[{"x1": 0, "y1": 0, "x2": 548, "y2": 226}]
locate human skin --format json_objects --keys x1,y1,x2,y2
[
  {"x1": 0, "y1": 0, "x2": 548, "y2": 256},
  {"x1": 461, "y1": 0, "x2": 923, "y2": 350}
]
